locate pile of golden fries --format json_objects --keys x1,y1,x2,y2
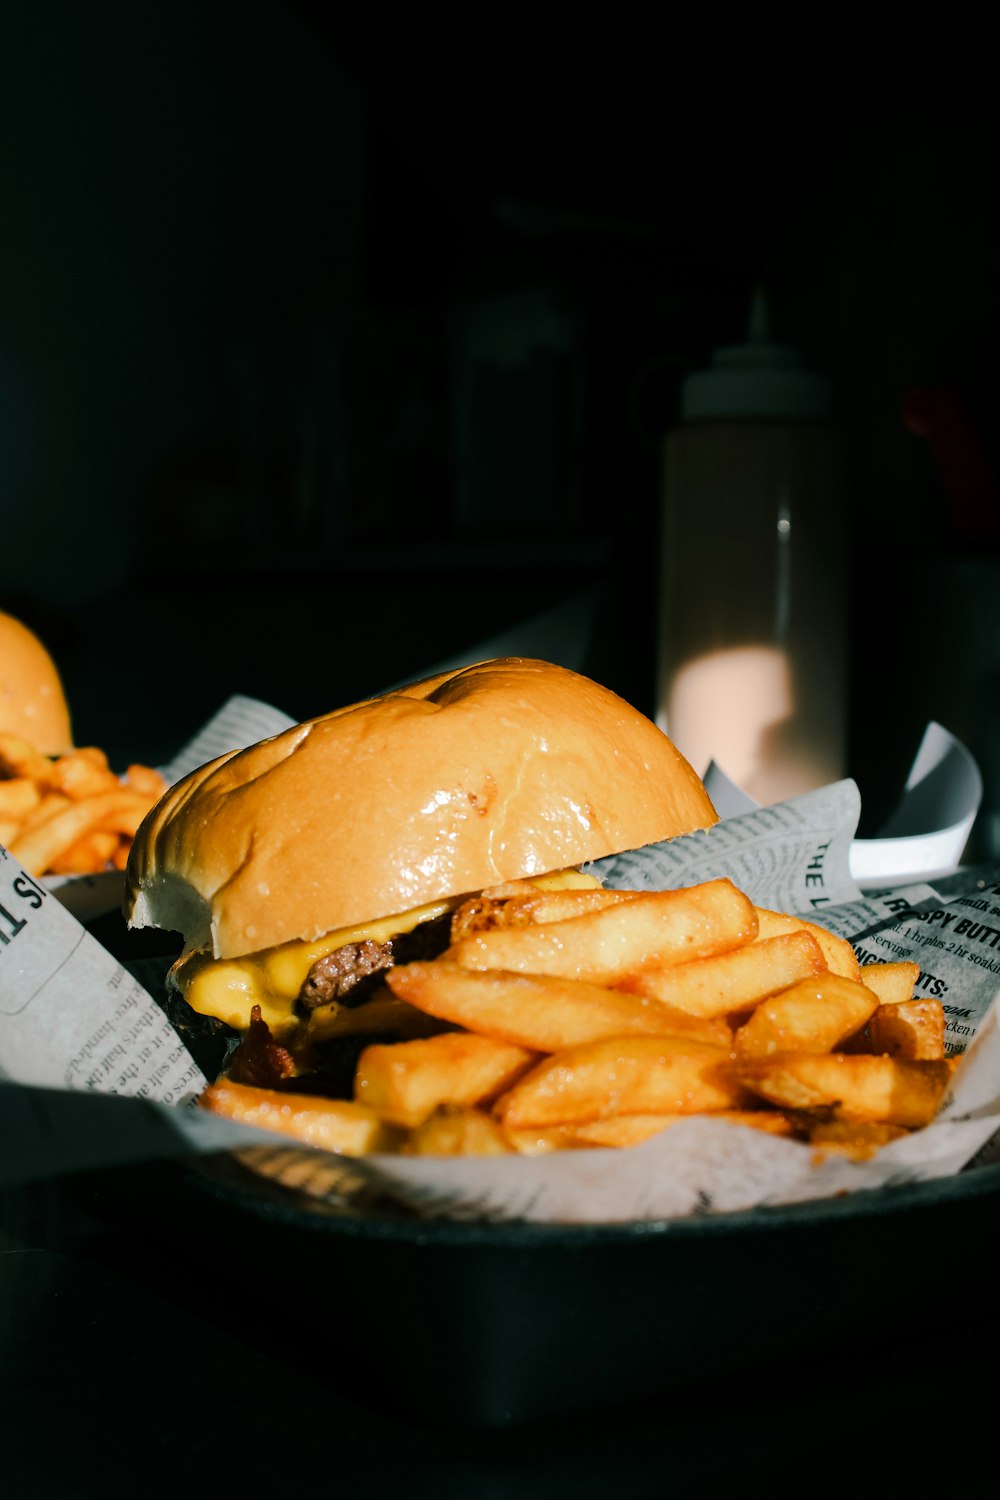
[
  {"x1": 0, "y1": 732, "x2": 167, "y2": 877},
  {"x1": 201, "y1": 877, "x2": 954, "y2": 1163}
]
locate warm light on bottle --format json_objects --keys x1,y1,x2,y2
[
  {"x1": 655, "y1": 291, "x2": 848, "y2": 805},
  {"x1": 660, "y1": 644, "x2": 843, "y2": 805}
]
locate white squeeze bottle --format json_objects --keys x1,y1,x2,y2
[{"x1": 656, "y1": 290, "x2": 849, "y2": 804}]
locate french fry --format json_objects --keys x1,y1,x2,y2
[
  {"x1": 354, "y1": 1031, "x2": 538, "y2": 1128},
  {"x1": 90, "y1": 796, "x2": 153, "y2": 837},
  {"x1": 0, "y1": 777, "x2": 42, "y2": 819},
  {"x1": 385, "y1": 961, "x2": 732, "y2": 1051},
  {"x1": 571, "y1": 1109, "x2": 802, "y2": 1148},
  {"x1": 49, "y1": 830, "x2": 120, "y2": 875},
  {"x1": 860, "y1": 961, "x2": 920, "y2": 1006},
  {"x1": 50, "y1": 751, "x2": 121, "y2": 800},
  {"x1": 73, "y1": 746, "x2": 110, "y2": 769},
  {"x1": 733, "y1": 973, "x2": 879, "y2": 1059},
  {"x1": 807, "y1": 1120, "x2": 910, "y2": 1160},
  {"x1": 501, "y1": 887, "x2": 640, "y2": 924},
  {"x1": 198, "y1": 1079, "x2": 401, "y2": 1155},
  {"x1": 8, "y1": 789, "x2": 152, "y2": 877},
  {"x1": 502, "y1": 1124, "x2": 589, "y2": 1154},
  {"x1": 619, "y1": 930, "x2": 827, "y2": 1019},
  {"x1": 731, "y1": 1051, "x2": 951, "y2": 1127},
  {"x1": 306, "y1": 992, "x2": 451, "y2": 1045},
  {"x1": 754, "y1": 907, "x2": 861, "y2": 980},
  {"x1": 402, "y1": 1106, "x2": 514, "y2": 1156},
  {"x1": 495, "y1": 1036, "x2": 749, "y2": 1129},
  {"x1": 15, "y1": 790, "x2": 72, "y2": 834},
  {"x1": 124, "y1": 762, "x2": 168, "y2": 798},
  {"x1": 567, "y1": 1114, "x2": 678, "y2": 1147},
  {"x1": 449, "y1": 893, "x2": 536, "y2": 941},
  {"x1": 1, "y1": 728, "x2": 167, "y2": 877},
  {"x1": 868, "y1": 998, "x2": 946, "y2": 1061},
  {"x1": 450, "y1": 880, "x2": 757, "y2": 984},
  {"x1": 0, "y1": 733, "x2": 54, "y2": 784},
  {"x1": 450, "y1": 886, "x2": 635, "y2": 942}
]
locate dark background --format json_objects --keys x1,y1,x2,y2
[
  {"x1": 3, "y1": 15, "x2": 1000, "y2": 1494},
  {"x1": 2, "y1": 3, "x2": 999, "y2": 840}
]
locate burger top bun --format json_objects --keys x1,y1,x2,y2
[
  {"x1": 0, "y1": 610, "x2": 74, "y2": 755},
  {"x1": 124, "y1": 657, "x2": 718, "y2": 961}
]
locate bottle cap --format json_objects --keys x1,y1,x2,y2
[{"x1": 681, "y1": 288, "x2": 831, "y2": 420}]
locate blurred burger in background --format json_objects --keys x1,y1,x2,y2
[
  {"x1": 1, "y1": 607, "x2": 167, "y2": 877},
  {"x1": 0, "y1": 608, "x2": 74, "y2": 754}
]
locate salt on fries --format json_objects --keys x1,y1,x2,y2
[
  {"x1": 0, "y1": 732, "x2": 167, "y2": 877},
  {"x1": 200, "y1": 877, "x2": 954, "y2": 1163}
]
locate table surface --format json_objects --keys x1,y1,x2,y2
[{"x1": 3, "y1": 1163, "x2": 998, "y2": 1500}]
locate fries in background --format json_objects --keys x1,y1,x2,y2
[
  {"x1": 0, "y1": 732, "x2": 167, "y2": 877},
  {"x1": 201, "y1": 875, "x2": 953, "y2": 1166}
]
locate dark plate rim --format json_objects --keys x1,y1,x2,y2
[{"x1": 178, "y1": 1149, "x2": 1000, "y2": 1248}]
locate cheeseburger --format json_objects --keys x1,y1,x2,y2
[{"x1": 123, "y1": 657, "x2": 717, "y2": 1089}]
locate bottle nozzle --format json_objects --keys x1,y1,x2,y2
[{"x1": 679, "y1": 282, "x2": 830, "y2": 420}]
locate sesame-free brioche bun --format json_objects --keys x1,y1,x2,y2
[
  {"x1": 0, "y1": 610, "x2": 73, "y2": 755},
  {"x1": 124, "y1": 657, "x2": 717, "y2": 960}
]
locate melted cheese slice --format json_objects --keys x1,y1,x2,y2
[{"x1": 174, "y1": 868, "x2": 600, "y2": 1033}]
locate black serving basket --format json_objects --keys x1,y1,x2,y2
[
  {"x1": 71, "y1": 903, "x2": 1000, "y2": 1431},
  {"x1": 70, "y1": 1144, "x2": 1000, "y2": 1430}
]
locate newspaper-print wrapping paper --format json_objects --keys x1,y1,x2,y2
[
  {"x1": 704, "y1": 720, "x2": 983, "y2": 890},
  {"x1": 2, "y1": 695, "x2": 998, "y2": 1223}
]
